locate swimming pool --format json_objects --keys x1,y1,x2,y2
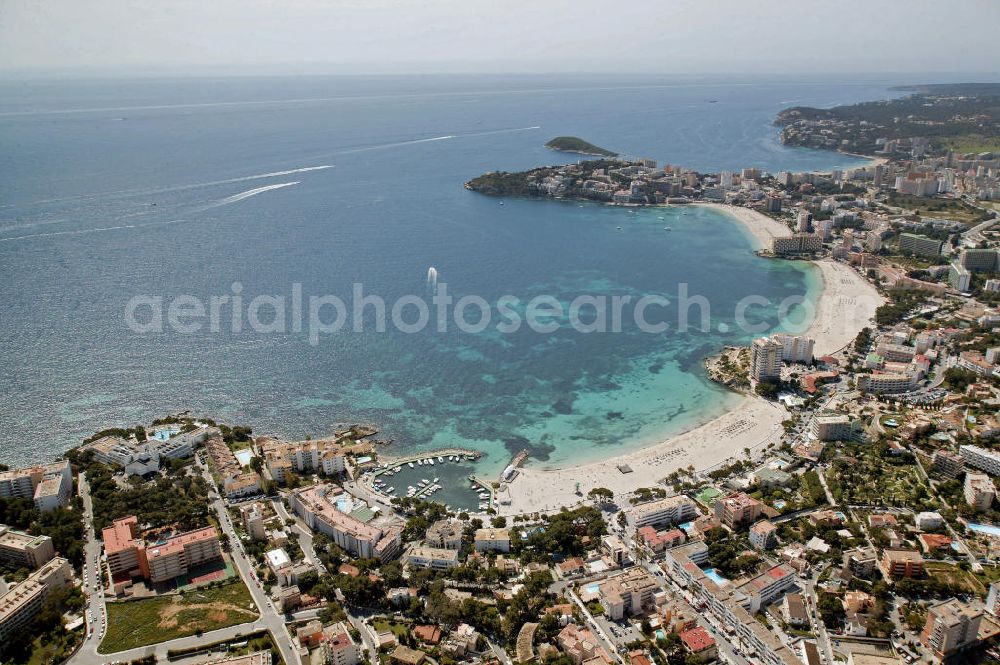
[
  {"x1": 234, "y1": 449, "x2": 255, "y2": 466},
  {"x1": 336, "y1": 497, "x2": 355, "y2": 513},
  {"x1": 151, "y1": 426, "x2": 180, "y2": 441},
  {"x1": 655, "y1": 629, "x2": 667, "y2": 641},
  {"x1": 702, "y1": 567, "x2": 730, "y2": 587},
  {"x1": 584, "y1": 582, "x2": 601, "y2": 594},
  {"x1": 968, "y1": 523, "x2": 1000, "y2": 538}
]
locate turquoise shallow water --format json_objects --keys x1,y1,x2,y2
[{"x1": 0, "y1": 74, "x2": 870, "y2": 469}]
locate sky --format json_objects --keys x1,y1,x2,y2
[{"x1": 1, "y1": 0, "x2": 999, "y2": 77}]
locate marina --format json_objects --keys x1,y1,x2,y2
[{"x1": 363, "y1": 448, "x2": 489, "y2": 513}]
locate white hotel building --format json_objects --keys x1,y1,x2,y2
[{"x1": 625, "y1": 495, "x2": 698, "y2": 530}]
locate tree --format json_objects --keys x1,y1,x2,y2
[{"x1": 587, "y1": 487, "x2": 614, "y2": 503}]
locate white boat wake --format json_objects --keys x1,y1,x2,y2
[
  {"x1": 1, "y1": 166, "x2": 333, "y2": 210},
  {"x1": 340, "y1": 135, "x2": 456, "y2": 154},
  {"x1": 0, "y1": 224, "x2": 137, "y2": 242},
  {"x1": 203, "y1": 181, "x2": 300, "y2": 209}
]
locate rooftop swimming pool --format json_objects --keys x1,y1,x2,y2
[{"x1": 702, "y1": 567, "x2": 730, "y2": 587}]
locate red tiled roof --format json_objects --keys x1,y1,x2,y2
[
  {"x1": 679, "y1": 626, "x2": 715, "y2": 653},
  {"x1": 103, "y1": 516, "x2": 140, "y2": 555}
]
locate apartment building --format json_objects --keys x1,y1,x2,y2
[
  {"x1": 240, "y1": 503, "x2": 267, "y2": 540},
  {"x1": 921, "y1": 599, "x2": 983, "y2": 662},
  {"x1": 749, "y1": 520, "x2": 778, "y2": 551},
  {"x1": 0, "y1": 460, "x2": 72, "y2": 512},
  {"x1": 598, "y1": 567, "x2": 660, "y2": 620},
  {"x1": 964, "y1": 472, "x2": 996, "y2": 511},
  {"x1": 625, "y1": 494, "x2": 698, "y2": 529},
  {"x1": 0, "y1": 557, "x2": 72, "y2": 649},
  {"x1": 474, "y1": 528, "x2": 511, "y2": 553},
  {"x1": 145, "y1": 526, "x2": 222, "y2": 584},
  {"x1": 959, "y1": 248, "x2": 1000, "y2": 273},
  {"x1": 556, "y1": 623, "x2": 610, "y2": 665},
  {"x1": 404, "y1": 545, "x2": 460, "y2": 570},
  {"x1": 317, "y1": 622, "x2": 362, "y2": 665},
  {"x1": 663, "y1": 544, "x2": 800, "y2": 665},
  {"x1": 931, "y1": 450, "x2": 964, "y2": 479},
  {"x1": 898, "y1": 233, "x2": 943, "y2": 258},
  {"x1": 880, "y1": 549, "x2": 924, "y2": 579},
  {"x1": 261, "y1": 438, "x2": 346, "y2": 483},
  {"x1": 811, "y1": 413, "x2": 855, "y2": 441},
  {"x1": 83, "y1": 426, "x2": 213, "y2": 474},
  {"x1": 771, "y1": 334, "x2": 815, "y2": 364},
  {"x1": 424, "y1": 518, "x2": 464, "y2": 550},
  {"x1": 714, "y1": 493, "x2": 763, "y2": 529},
  {"x1": 637, "y1": 526, "x2": 686, "y2": 553},
  {"x1": 751, "y1": 337, "x2": 783, "y2": 382},
  {"x1": 102, "y1": 515, "x2": 222, "y2": 586},
  {"x1": 289, "y1": 484, "x2": 401, "y2": 560},
  {"x1": 844, "y1": 546, "x2": 878, "y2": 579},
  {"x1": 856, "y1": 372, "x2": 917, "y2": 394},
  {"x1": 0, "y1": 526, "x2": 55, "y2": 570},
  {"x1": 771, "y1": 233, "x2": 823, "y2": 256},
  {"x1": 737, "y1": 564, "x2": 797, "y2": 613},
  {"x1": 961, "y1": 445, "x2": 1000, "y2": 476},
  {"x1": 103, "y1": 515, "x2": 149, "y2": 583},
  {"x1": 949, "y1": 262, "x2": 972, "y2": 291}
]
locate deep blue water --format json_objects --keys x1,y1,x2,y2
[{"x1": 0, "y1": 74, "x2": 888, "y2": 471}]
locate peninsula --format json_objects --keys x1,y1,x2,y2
[{"x1": 776, "y1": 82, "x2": 1000, "y2": 156}]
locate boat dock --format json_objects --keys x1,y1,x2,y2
[{"x1": 469, "y1": 475, "x2": 496, "y2": 511}]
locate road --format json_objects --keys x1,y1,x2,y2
[
  {"x1": 69, "y1": 473, "x2": 284, "y2": 665},
  {"x1": 800, "y1": 575, "x2": 836, "y2": 664},
  {"x1": 198, "y1": 464, "x2": 302, "y2": 665},
  {"x1": 272, "y1": 495, "x2": 384, "y2": 661},
  {"x1": 565, "y1": 588, "x2": 626, "y2": 665},
  {"x1": 67, "y1": 473, "x2": 110, "y2": 665},
  {"x1": 639, "y1": 560, "x2": 751, "y2": 665}
]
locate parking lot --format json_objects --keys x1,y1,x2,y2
[{"x1": 594, "y1": 615, "x2": 644, "y2": 649}]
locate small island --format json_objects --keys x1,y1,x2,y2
[{"x1": 545, "y1": 136, "x2": 618, "y2": 157}]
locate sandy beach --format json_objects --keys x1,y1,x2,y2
[
  {"x1": 692, "y1": 201, "x2": 792, "y2": 250},
  {"x1": 695, "y1": 203, "x2": 884, "y2": 356},
  {"x1": 805, "y1": 258, "x2": 884, "y2": 356},
  {"x1": 499, "y1": 393, "x2": 786, "y2": 515},
  {"x1": 498, "y1": 203, "x2": 884, "y2": 515}
]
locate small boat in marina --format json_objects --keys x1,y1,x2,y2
[
  {"x1": 437, "y1": 456, "x2": 444, "y2": 463},
  {"x1": 407, "y1": 462, "x2": 415, "y2": 468},
  {"x1": 428, "y1": 458, "x2": 435, "y2": 466},
  {"x1": 417, "y1": 458, "x2": 423, "y2": 465},
  {"x1": 433, "y1": 477, "x2": 439, "y2": 483}
]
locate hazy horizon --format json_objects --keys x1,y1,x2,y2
[{"x1": 2, "y1": 0, "x2": 999, "y2": 79}]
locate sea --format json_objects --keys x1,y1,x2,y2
[{"x1": 0, "y1": 74, "x2": 897, "y2": 479}]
